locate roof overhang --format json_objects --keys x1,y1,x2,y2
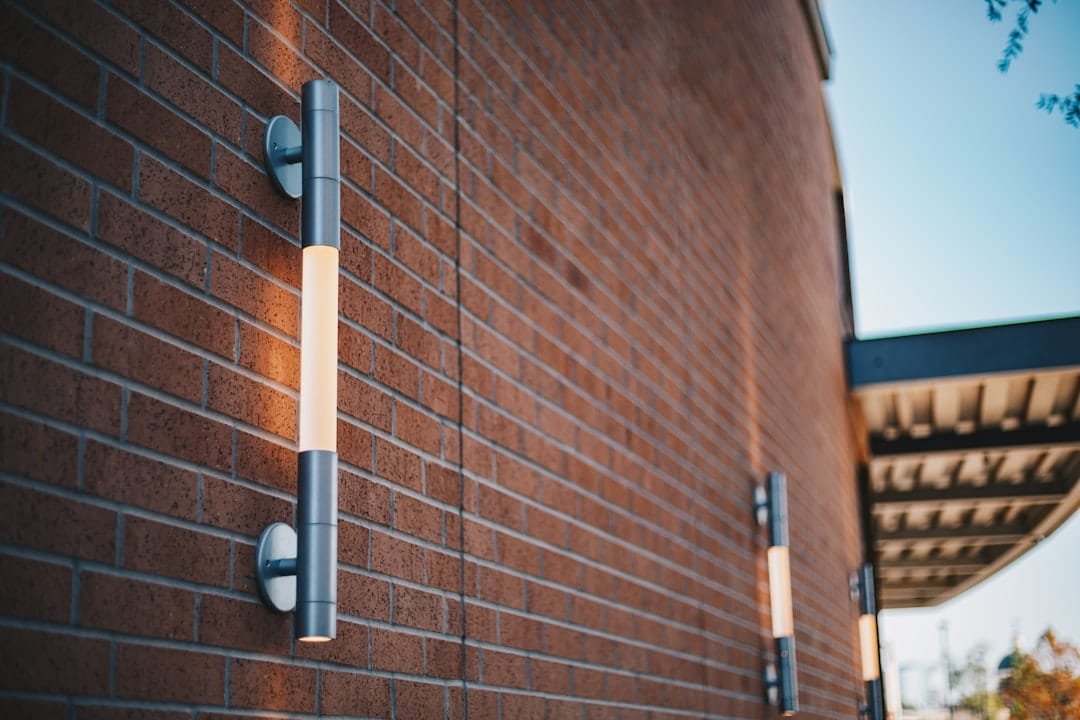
[{"x1": 847, "y1": 316, "x2": 1080, "y2": 609}]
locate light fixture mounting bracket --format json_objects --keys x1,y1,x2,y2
[
  {"x1": 264, "y1": 115, "x2": 303, "y2": 199},
  {"x1": 255, "y1": 521, "x2": 298, "y2": 613}
]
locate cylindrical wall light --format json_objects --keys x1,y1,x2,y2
[
  {"x1": 755, "y1": 471, "x2": 799, "y2": 716},
  {"x1": 254, "y1": 79, "x2": 340, "y2": 642},
  {"x1": 857, "y1": 562, "x2": 884, "y2": 720}
]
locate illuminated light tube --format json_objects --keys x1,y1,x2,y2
[
  {"x1": 254, "y1": 79, "x2": 340, "y2": 642},
  {"x1": 756, "y1": 471, "x2": 798, "y2": 716},
  {"x1": 857, "y1": 562, "x2": 884, "y2": 720}
]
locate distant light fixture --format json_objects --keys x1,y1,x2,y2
[
  {"x1": 755, "y1": 471, "x2": 798, "y2": 716},
  {"x1": 254, "y1": 79, "x2": 340, "y2": 642},
  {"x1": 855, "y1": 562, "x2": 884, "y2": 720}
]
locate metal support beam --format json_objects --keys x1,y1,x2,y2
[
  {"x1": 868, "y1": 423, "x2": 1080, "y2": 459},
  {"x1": 875, "y1": 522, "x2": 1026, "y2": 544},
  {"x1": 871, "y1": 480, "x2": 1069, "y2": 507},
  {"x1": 847, "y1": 316, "x2": 1080, "y2": 389},
  {"x1": 877, "y1": 558, "x2": 988, "y2": 573}
]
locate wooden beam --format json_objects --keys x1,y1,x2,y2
[
  {"x1": 868, "y1": 422, "x2": 1080, "y2": 459},
  {"x1": 875, "y1": 522, "x2": 1026, "y2": 544},
  {"x1": 871, "y1": 480, "x2": 1069, "y2": 507}
]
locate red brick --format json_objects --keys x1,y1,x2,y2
[
  {"x1": 341, "y1": 137, "x2": 374, "y2": 193},
  {"x1": 177, "y1": 0, "x2": 244, "y2": 44},
  {"x1": 96, "y1": 192, "x2": 207, "y2": 287},
  {"x1": 341, "y1": 226, "x2": 374, "y2": 283},
  {"x1": 340, "y1": 468, "x2": 391, "y2": 524},
  {"x1": 84, "y1": 441, "x2": 199, "y2": 520},
  {"x1": 0, "y1": 345, "x2": 120, "y2": 436},
  {"x1": 479, "y1": 566, "x2": 525, "y2": 610},
  {"x1": 338, "y1": 418, "x2": 374, "y2": 471},
  {"x1": 305, "y1": 23, "x2": 375, "y2": 106},
  {"x1": 374, "y1": 84, "x2": 423, "y2": 154},
  {"x1": 107, "y1": 75, "x2": 212, "y2": 178},
  {"x1": 230, "y1": 658, "x2": 315, "y2": 713},
  {"x1": 248, "y1": 16, "x2": 318, "y2": 91},
  {"x1": 328, "y1": 1, "x2": 390, "y2": 82},
  {"x1": 393, "y1": 582, "x2": 443, "y2": 631},
  {"x1": 0, "y1": 137, "x2": 91, "y2": 231},
  {"x1": 482, "y1": 648, "x2": 527, "y2": 688},
  {"x1": 215, "y1": 145, "x2": 299, "y2": 236},
  {"x1": 0, "y1": 413, "x2": 77, "y2": 487},
  {"x1": 211, "y1": 252, "x2": 299, "y2": 337},
  {"x1": 0, "y1": 5, "x2": 98, "y2": 107},
  {"x1": 343, "y1": 184, "x2": 392, "y2": 250},
  {"x1": 375, "y1": 344, "x2": 420, "y2": 397},
  {"x1": 375, "y1": 167, "x2": 424, "y2": 233},
  {"x1": 478, "y1": 483, "x2": 524, "y2": 531},
  {"x1": 0, "y1": 699, "x2": 65, "y2": 719},
  {"x1": 239, "y1": 319, "x2": 300, "y2": 390},
  {"x1": 341, "y1": 280, "x2": 393, "y2": 340},
  {"x1": 0, "y1": 276, "x2": 82, "y2": 358},
  {"x1": 396, "y1": 403, "x2": 442, "y2": 455},
  {"x1": 374, "y1": 255, "x2": 423, "y2": 317},
  {"x1": 199, "y1": 593, "x2": 290, "y2": 654},
  {"x1": 395, "y1": 492, "x2": 442, "y2": 545},
  {"x1": 132, "y1": 271, "x2": 234, "y2": 357},
  {"x1": 201, "y1": 476, "x2": 292, "y2": 537},
  {"x1": 237, "y1": 430, "x2": 296, "y2": 493},
  {"x1": 113, "y1": 0, "x2": 213, "y2": 70},
  {"x1": 339, "y1": 371, "x2": 393, "y2": 431},
  {"x1": 339, "y1": 568, "x2": 390, "y2": 621},
  {"x1": 396, "y1": 679, "x2": 445, "y2": 720},
  {"x1": 1, "y1": 210, "x2": 126, "y2": 309},
  {"x1": 123, "y1": 516, "x2": 230, "y2": 587},
  {"x1": 340, "y1": 96, "x2": 391, "y2": 164},
  {"x1": 138, "y1": 155, "x2": 239, "y2": 250},
  {"x1": 33, "y1": 0, "x2": 139, "y2": 73},
  {"x1": 127, "y1": 393, "x2": 232, "y2": 472},
  {"x1": 371, "y1": 626, "x2": 424, "y2": 673},
  {"x1": 115, "y1": 644, "x2": 225, "y2": 704},
  {"x1": 242, "y1": 216, "x2": 302, "y2": 287},
  {"x1": 427, "y1": 637, "x2": 463, "y2": 679},
  {"x1": 0, "y1": 627, "x2": 108, "y2": 695},
  {"x1": 340, "y1": 319, "x2": 373, "y2": 374},
  {"x1": 322, "y1": 671, "x2": 391, "y2": 717},
  {"x1": 339, "y1": 518, "x2": 369, "y2": 567},
  {"x1": 208, "y1": 362, "x2": 296, "y2": 439},
  {"x1": 422, "y1": 371, "x2": 459, "y2": 420},
  {"x1": 398, "y1": 315, "x2": 441, "y2": 368},
  {"x1": 0, "y1": 552, "x2": 71, "y2": 622},
  {"x1": 80, "y1": 572, "x2": 194, "y2": 640},
  {"x1": 218, "y1": 44, "x2": 296, "y2": 120},
  {"x1": 295, "y1": 618, "x2": 367, "y2": 668},
  {"x1": 78, "y1": 708, "x2": 187, "y2": 720},
  {"x1": 375, "y1": 439, "x2": 422, "y2": 491},
  {"x1": 427, "y1": 547, "x2": 460, "y2": 592},
  {"x1": 92, "y1": 315, "x2": 203, "y2": 403},
  {"x1": 7, "y1": 78, "x2": 133, "y2": 191},
  {"x1": 370, "y1": 530, "x2": 426, "y2": 584}
]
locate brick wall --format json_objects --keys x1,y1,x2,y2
[{"x1": 0, "y1": 0, "x2": 864, "y2": 718}]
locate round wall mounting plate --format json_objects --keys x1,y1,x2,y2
[
  {"x1": 264, "y1": 115, "x2": 302, "y2": 199},
  {"x1": 255, "y1": 522, "x2": 297, "y2": 613}
]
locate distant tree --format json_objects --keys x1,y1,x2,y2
[
  {"x1": 955, "y1": 643, "x2": 1002, "y2": 720},
  {"x1": 983, "y1": 0, "x2": 1080, "y2": 126},
  {"x1": 999, "y1": 629, "x2": 1080, "y2": 719}
]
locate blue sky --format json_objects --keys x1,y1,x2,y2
[
  {"x1": 823, "y1": 0, "x2": 1080, "y2": 678},
  {"x1": 825, "y1": 0, "x2": 1080, "y2": 338}
]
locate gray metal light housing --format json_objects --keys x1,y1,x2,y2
[
  {"x1": 755, "y1": 471, "x2": 799, "y2": 716},
  {"x1": 856, "y1": 562, "x2": 884, "y2": 720},
  {"x1": 254, "y1": 79, "x2": 341, "y2": 642}
]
